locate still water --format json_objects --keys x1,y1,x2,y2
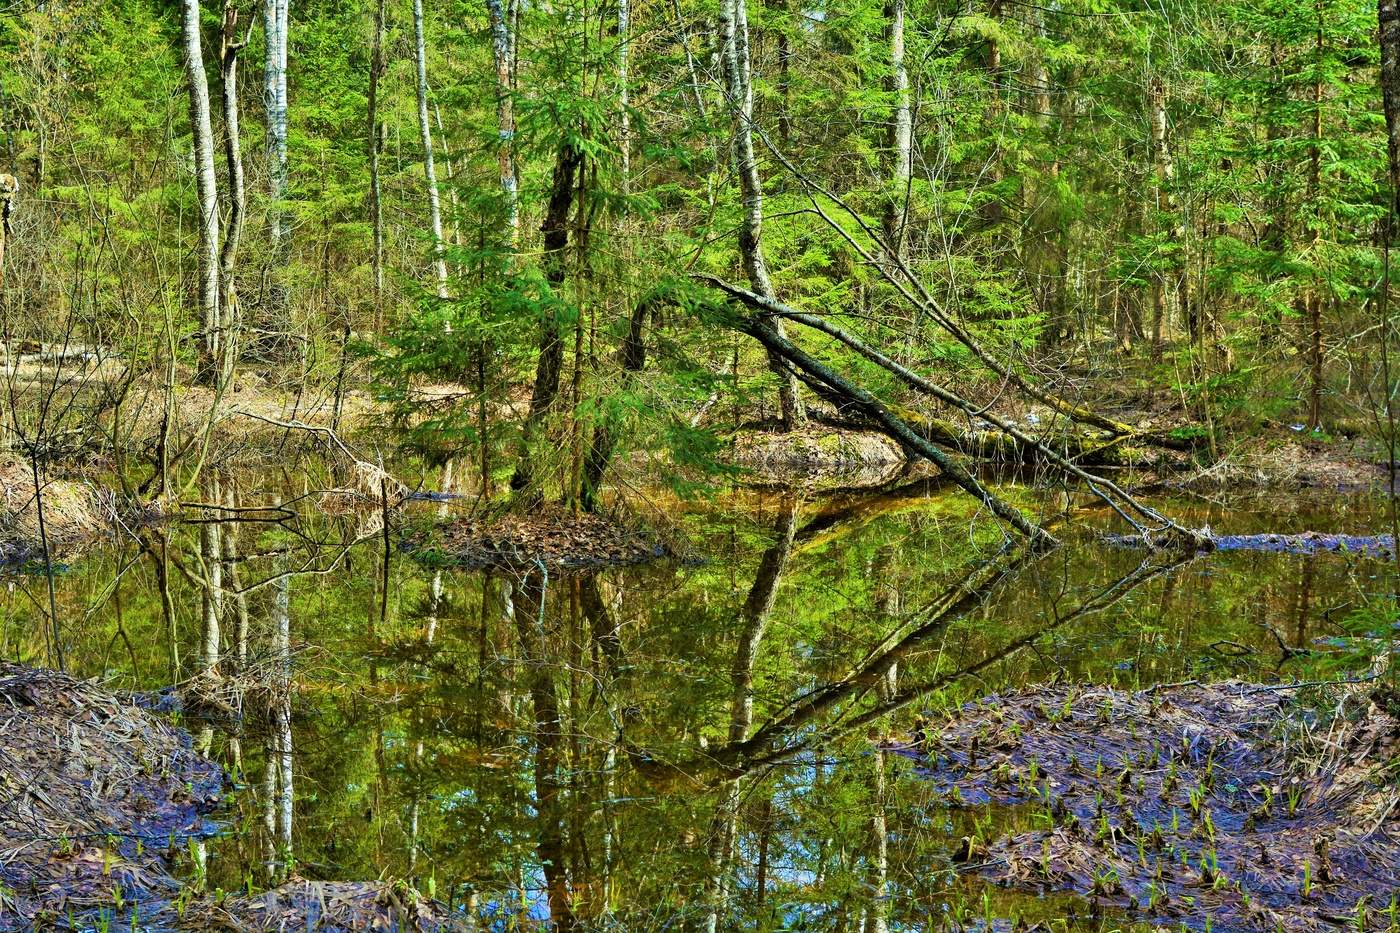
[{"x1": 0, "y1": 462, "x2": 1389, "y2": 930}]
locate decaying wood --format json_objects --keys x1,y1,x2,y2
[{"x1": 698, "y1": 274, "x2": 1207, "y2": 548}]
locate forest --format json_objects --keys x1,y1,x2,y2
[{"x1": 1, "y1": 0, "x2": 1400, "y2": 928}]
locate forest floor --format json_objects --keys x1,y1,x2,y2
[
  {"x1": 906, "y1": 678, "x2": 1400, "y2": 931},
  {"x1": 0, "y1": 662, "x2": 463, "y2": 931}
]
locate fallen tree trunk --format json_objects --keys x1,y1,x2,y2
[
  {"x1": 891, "y1": 405, "x2": 1152, "y2": 468},
  {"x1": 737, "y1": 315, "x2": 1058, "y2": 548},
  {"x1": 700, "y1": 274, "x2": 1206, "y2": 547}
]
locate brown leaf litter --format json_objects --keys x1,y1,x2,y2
[
  {"x1": 0, "y1": 662, "x2": 462, "y2": 930},
  {"x1": 903, "y1": 680, "x2": 1400, "y2": 931}
]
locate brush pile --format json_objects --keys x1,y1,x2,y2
[
  {"x1": 0, "y1": 662, "x2": 223, "y2": 929},
  {"x1": 909, "y1": 680, "x2": 1400, "y2": 930}
]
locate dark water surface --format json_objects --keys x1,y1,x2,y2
[{"x1": 1, "y1": 464, "x2": 1391, "y2": 931}]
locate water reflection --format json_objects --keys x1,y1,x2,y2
[{"x1": 0, "y1": 468, "x2": 1390, "y2": 929}]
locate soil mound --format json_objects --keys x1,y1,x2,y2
[
  {"x1": 905, "y1": 681, "x2": 1400, "y2": 931},
  {"x1": 427, "y1": 506, "x2": 669, "y2": 571}
]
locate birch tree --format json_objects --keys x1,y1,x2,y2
[
  {"x1": 881, "y1": 0, "x2": 911, "y2": 260},
  {"x1": 720, "y1": 0, "x2": 803, "y2": 430},
  {"x1": 412, "y1": 0, "x2": 449, "y2": 298},
  {"x1": 218, "y1": 0, "x2": 249, "y2": 385},
  {"x1": 486, "y1": 0, "x2": 518, "y2": 243},
  {"x1": 367, "y1": 0, "x2": 387, "y2": 320},
  {"x1": 182, "y1": 0, "x2": 222, "y2": 377},
  {"x1": 263, "y1": 0, "x2": 290, "y2": 324}
]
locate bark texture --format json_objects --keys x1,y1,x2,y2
[
  {"x1": 880, "y1": 0, "x2": 911, "y2": 260},
  {"x1": 720, "y1": 0, "x2": 804, "y2": 430},
  {"x1": 1381, "y1": 0, "x2": 1400, "y2": 219},
  {"x1": 263, "y1": 0, "x2": 290, "y2": 322},
  {"x1": 486, "y1": 0, "x2": 519, "y2": 243},
  {"x1": 509, "y1": 141, "x2": 582, "y2": 500},
  {"x1": 217, "y1": 1, "x2": 248, "y2": 385},
  {"x1": 412, "y1": 0, "x2": 449, "y2": 299},
  {"x1": 182, "y1": 0, "x2": 222, "y2": 374},
  {"x1": 367, "y1": 0, "x2": 386, "y2": 317}
]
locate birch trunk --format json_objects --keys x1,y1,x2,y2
[
  {"x1": 0, "y1": 174, "x2": 15, "y2": 292},
  {"x1": 198, "y1": 476, "x2": 223, "y2": 671},
  {"x1": 218, "y1": 1, "x2": 248, "y2": 385},
  {"x1": 367, "y1": 0, "x2": 386, "y2": 321},
  {"x1": 701, "y1": 499, "x2": 797, "y2": 932},
  {"x1": 720, "y1": 0, "x2": 803, "y2": 430},
  {"x1": 486, "y1": 0, "x2": 518, "y2": 244},
  {"x1": 412, "y1": 0, "x2": 449, "y2": 298},
  {"x1": 263, "y1": 0, "x2": 290, "y2": 324},
  {"x1": 617, "y1": 0, "x2": 631, "y2": 197},
  {"x1": 1148, "y1": 76, "x2": 1174, "y2": 362},
  {"x1": 182, "y1": 0, "x2": 222, "y2": 375},
  {"x1": 272, "y1": 567, "x2": 293, "y2": 875},
  {"x1": 880, "y1": 0, "x2": 911, "y2": 261}
]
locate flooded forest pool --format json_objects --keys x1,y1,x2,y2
[{"x1": 2, "y1": 455, "x2": 1393, "y2": 931}]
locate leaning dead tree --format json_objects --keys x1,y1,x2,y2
[
  {"x1": 680, "y1": 92, "x2": 1212, "y2": 548},
  {"x1": 697, "y1": 278, "x2": 1203, "y2": 549}
]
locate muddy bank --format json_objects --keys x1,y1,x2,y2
[
  {"x1": 905, "y1": 680, "x2": 1400, "y2": 931},
  {"x1": 0, "y1": 663, "x2": 461, "y2": 931}
]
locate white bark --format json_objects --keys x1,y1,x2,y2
[
  {"x1": 272, "y1": 568, "x2": 293, "y2": 869},
  {"x1": 182, "y1": 0, "x2": 222, "y2": 365},
  {"x1": 486, "y1": 0, "x2": 519, "y2": 243},
  {"x1": 413, "y1": 0, "x2": 449, "y2": 298},
  {"x1": 218, "y1": 0, "x2": 247, "y2": 385},
  {"x1": 618, "y1": 0, "x2": 631, "y2": 197},
  {"x1": 720, "y1": 0, "x2": 803, "y2": 428},
  {"x1": 263, "y1": 0, "x2": 290, "y2": 255},
  {"x1": 368, "y1": 0, "x2": 386, "y2": 315},
  {"x1": 199, "y1": 475, "x2": 223, "y2": 672},
  {"x1": 881, "y1": 0, "x2": 911, "y2": 259}
]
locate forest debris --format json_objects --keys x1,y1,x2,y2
[
  {"x1": 0, "y1": 662, "x2": 223, "y2": 930},
  {"x1": 199, "y1": 879, "x2": 464, "y2": 931},
  {"x1": 905, "y1": 681, "x2": 1400, "y2": 930},
  {"x1": 729, "y1": 426, "x2": 907, "y2": 487},
  {"x1": 423, "y1": 505, "x2": 669, "y2": 571},
  {"x1": 0, "y1": 663, "x2": 462, "y2": 931},
  {"x1": 1106, "y1": 529, "x2": 1395, "y2": 558},
  {"x1": 0, "y1": 460, "x2": 124, "y2": 562},
  {"x1": 1175, "y1": 441, "x2": 1390, "y2": 493}
]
